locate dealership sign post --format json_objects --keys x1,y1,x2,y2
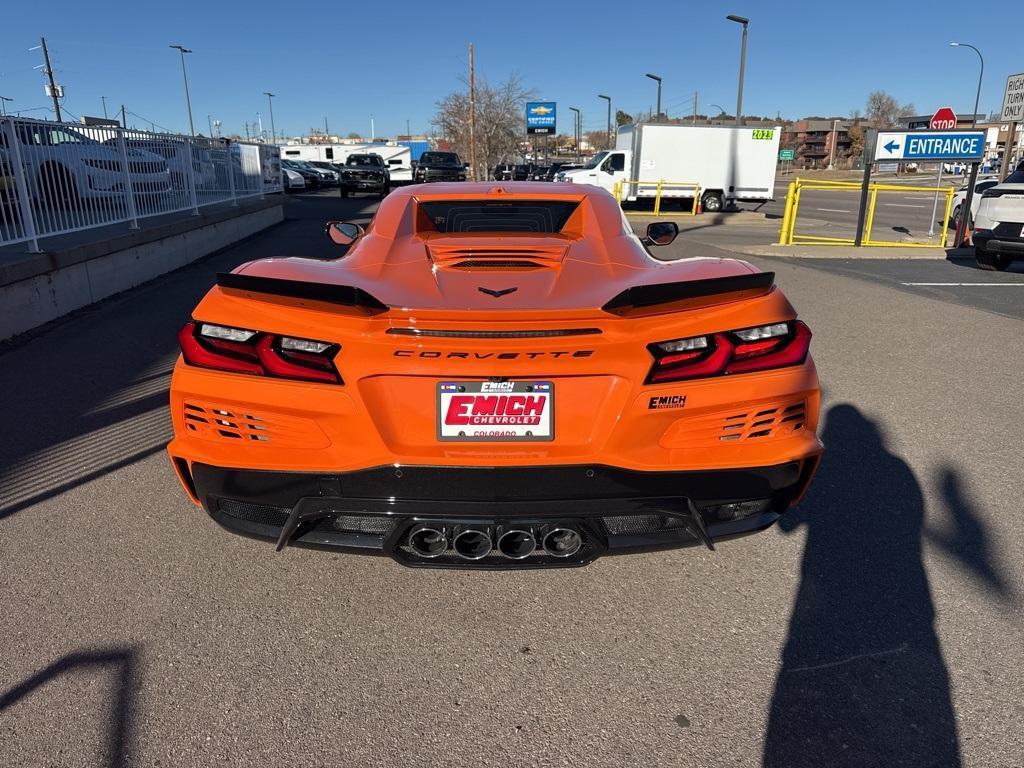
[{"x1": 526, "y1": 102, "x2": 556, "y2": 135}]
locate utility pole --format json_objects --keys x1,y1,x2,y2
[
  {"x1": 693, "y1": 91, "x2": 699, "y2": 124},
  {"x1": 264, "y1": 92, "x2": 277, "y2": 144},
  {"x1": 40, "y1": 37, "x2": 62, "y2": 122},
  {"x1": 169, "y1": 45, "x2": 195, "y2": 136},
  {"x1": 0, "y1": 96, "x2": 12, "y2": 116},
  {"x1": 207, "y1": 114, "x2": 213, "y2": 137},
  {"x1": 120, "y1": 104, "x2": 126, "y2": 129},
  {"x1": 406, "y1": 118, "x2": 411, "y2": 137},
  {"x1": 101, "y1": 96, "x2": 108, "y2": 119},
  {"x1": 324, "y1": 116, "x2": 329, "y2": 137},
  {"x1": 469, "y1": 43, "x2": 477, "y2": 181}
]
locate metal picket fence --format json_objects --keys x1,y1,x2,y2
[{"x1": 0, "y1": 116, "x2": 282, "y2": 253}]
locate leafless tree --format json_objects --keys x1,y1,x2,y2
[
  {"x1": 433, "y1": 74, "x2": 536, "y2": 178},
  {"x1": 866, "y1": 91, "x2": 915, "y2": 128},
  {"x1": 585, "y1": 130, "x2": 612, "y2": 152}
]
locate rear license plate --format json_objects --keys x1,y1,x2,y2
[{"x1": 438, "y1": 381, "x2": 553, "y2": 441}]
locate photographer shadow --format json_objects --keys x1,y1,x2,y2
[{"x1": 763, "y1": 404, "x2": 961, "y2": 767}]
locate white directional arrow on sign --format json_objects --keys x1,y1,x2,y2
[{"x1": 875, "y1": 133, "x2": 906, "y2": 160}]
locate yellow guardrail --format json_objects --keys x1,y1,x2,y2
[
  {"x1": 613, "y1": 179, "x2": 701, "y2": 216},
  {"x1": 778, "y1": 176, "x2": 955, "y2": 248}
]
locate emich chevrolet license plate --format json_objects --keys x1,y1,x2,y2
[{"x1": 438, "y1": 381, "x2": 554, "y2": 441}]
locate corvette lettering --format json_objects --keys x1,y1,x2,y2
[
  {"x1": 445, "y1": 395, "x2": 547, "y2": 426},
  {"x1": 395, "y1": 350, "x2": 593, "y2": 359}
]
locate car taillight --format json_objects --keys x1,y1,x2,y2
[
  {"x1": 647, "y1": 321, "x2": 811, "y2": 384},
  {"x1": 178, "y1": 321, "x2": 342, "y2": 383}
]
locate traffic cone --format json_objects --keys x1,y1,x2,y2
[{"x1": 695, "y1": 196, "x2": 702, "y2": 215}]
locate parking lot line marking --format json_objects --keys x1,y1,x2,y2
[
  {"x1": 901, "y1": 282, "x2": 1024, "y2": 286},
  {"x1": 816, "y1": 208, "x2": 851, "y2": 213},
  {"x1": 884, "y1": 203, "x2": 927, "y2": 208}
]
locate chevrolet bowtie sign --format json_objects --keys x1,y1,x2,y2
[
  {"x1": 526, "y1": 102, "x2": 556, "y2": 135},
  {"x1": 874, "y1": 131, "x2": 985, "y2": 161}
]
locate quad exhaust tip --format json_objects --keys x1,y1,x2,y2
[
  {"x1": 408, "y1": 524, "x2": 448, "y2": 558},
  {"x1": 452, "y1": 527, "x2": 493, "y2": 560},
  {"x1": 542, "y1": 527, "x2": 583, "y2": 558},
  {"x1": 497, "y1": 528, "x2": 537, "y2": 560}
]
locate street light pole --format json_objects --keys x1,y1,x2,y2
[
  {"x1": 598, "y1": 94, "x2": 611, "y2": 149},
  {"x1": 949, "y1": 42, "x2": 983, "y2": 128},
  {"x1": 169, "y1": 45, "x2": 195, "y2": 136},
  {"x1": 569, "y1": 107, "x2": 580, "y2": 162},
  {"x1": 828, "y1": 118, "x2": 839, "y2": 169},
  {"x1": 726, "y1": 15, "x2": 749, "y2": 126},
  {"x1": 949, "y1": 41, "x2": 986, "y2": 246},
  {"x1": 709, "y1": 103, "x2": 726, "y2": 123},
  {"x1": 0, "y1": 96, "x2": 12, "y2": 116},
  {"x1": 645, "y1": 74, "x2": 662, "y2": 122},
  {"x1": 264, "y1": 92, "x2": 277, "y2": 144}
]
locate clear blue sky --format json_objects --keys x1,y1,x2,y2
[{"x1": 2, "y1": 0, "x2": 1021, "y2": 137}]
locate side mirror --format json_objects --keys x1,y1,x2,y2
[
  {"x1": 642, "y1": 221, "x2": 679, "y2": 247},
  {"x1": 325, "y1": 221, "x2": 365, "y2": 246}
]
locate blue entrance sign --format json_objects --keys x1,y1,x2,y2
[
  {"x1": 526, "y1": 102, "x2": 556, "y2": 135},
  {"x1": 875, "y1": 131, "x2": 985, "y2": 161}
]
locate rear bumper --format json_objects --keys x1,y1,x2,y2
[
  {"x1": 181, "y1": 459, "x2": 819, "y2": 568},
  {"x1": 974, "y1": 232, "x2": 1024, "y2": 255}
]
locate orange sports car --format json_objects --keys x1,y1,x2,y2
[{"x1": 167, "y1": 182, "x2": 822, "y2": 568}]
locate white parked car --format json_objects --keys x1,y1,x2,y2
[
  {"x1": 281, "y1": 167, "x2": 305, "y2": 192},
  {"x1": 2, "y1": 120, "x2": 170, "y2": 207},
  {"x1": 108, "y1": 137, "x2": 217, "y2": 191},
  {"x1": 973, "y1": 167, "x2": 1024, "y2": 271},
  {"x1": 949, "y1": 176, "x2": 999, "y2": 227}
]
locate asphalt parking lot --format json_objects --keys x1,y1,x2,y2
[{"x1": 2, "y1": 189, "x2": 1022, "y2": 767}]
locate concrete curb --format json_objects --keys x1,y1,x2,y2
[
  {"x1": 729, "y1": 244, "x2": 973, "y2": 260},
  {"x1": 1, "y1": 200, "x2": 285, "y2": 340}
]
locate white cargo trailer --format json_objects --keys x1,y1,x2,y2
[
  {"x1": 559, "y1": 123, "x2": 780, "y2": 212},
  {"x1": 277, "y1": 143, "x2": 413, "y2": 183}
]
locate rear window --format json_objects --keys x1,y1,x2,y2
[
  {"x1": 1004, "y1": 170, "x2": 1024, "y2": 184},
  {"x1": 421, "y1": 152, "x2": 460, "y2": 166},
  {"x1": 419, "y1": 200, "x2": 580, "y2": 233}
]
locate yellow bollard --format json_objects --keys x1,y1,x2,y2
[
  {"x1": 864, "y1": 188, "x2": 879, "y2": 245},
  {"x1": 778, "y1": 181, "x2": 796, "y2": 245},
  {"x1": 788, "y1": 184, "x2": 803, "y2": 245},
  {"x1": 654, "y1": 180, "x2": 664, "y2": 216},
  {"x1": 940, "y1": 187, "x2": 955, "y2": 249}
]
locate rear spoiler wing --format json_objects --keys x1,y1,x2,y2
[
  {"x1": 216, "y1": 273, "x2": 388, "y2": 315},
  {"x1": 602, "y1": 272, "x2": 775, "y2": 317}
]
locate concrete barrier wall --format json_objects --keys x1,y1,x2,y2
[{"x1": 0, "y1": 200, "x2": 284, "y2": 341}]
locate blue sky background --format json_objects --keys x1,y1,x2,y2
[{"x1": 2, "y1": 1, "x2": 1022, "y2": 138}]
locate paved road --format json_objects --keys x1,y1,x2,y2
[{"x1": 2, "y1": 190, "x2": 1022, "y2": 767}]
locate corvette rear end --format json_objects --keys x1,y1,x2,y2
[{"x1": 167, "y1": 183, "x2": 822, "y2": 568}]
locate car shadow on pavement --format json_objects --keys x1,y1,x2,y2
[
  {"x1": 0, "y1": 645, "x2": 139, "y2": 767},
  {"x1": 762, "y1": 404, "x2": 962, "y2": 767}
]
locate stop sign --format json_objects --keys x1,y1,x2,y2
[{"x1": 930, "y1": 107, "x2": 958, "y2": 130}]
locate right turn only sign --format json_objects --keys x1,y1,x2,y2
[{"x1": 1001, "y1": 73, "x2": 1024, "y2": 122}]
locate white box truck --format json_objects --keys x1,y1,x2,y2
[
  {"x1": 558, "y1": 123, "x2": 780, "y2": 212},
  {"x1": 278, "y1": 143, "x2": 414, "y2": 184}
]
